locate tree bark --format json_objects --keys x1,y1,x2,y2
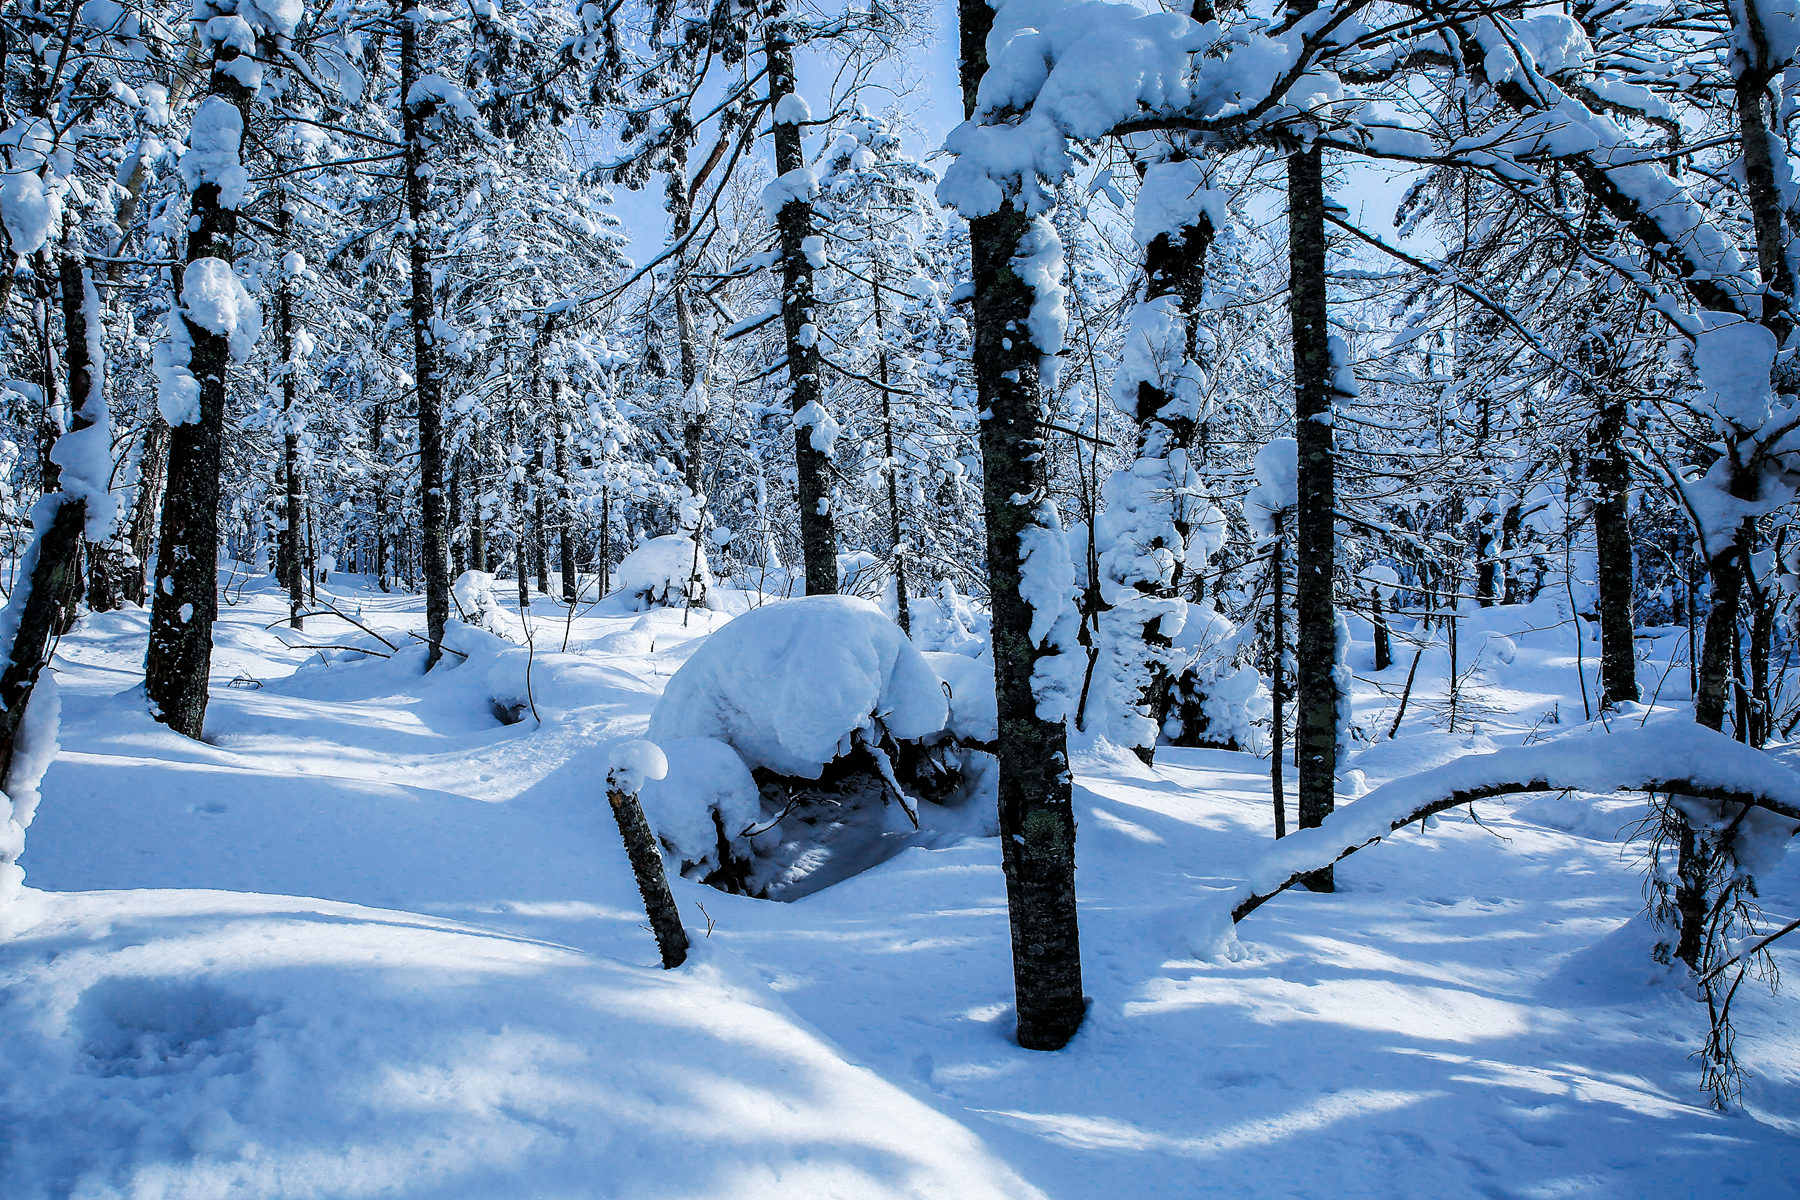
[
  {"x1": 276, "y1": 210, "x2": 305, "y2": 631},
  {"x1": 608, "y1": 781, "x2": 689, "y2": 969},
  {"x1": 765, "y1": 2, "x2": 838, "y2": 595},
  {"x1": 1287, "y1": 123, "x2": 1338, "y2": 892},
  {"x1": 553, "y1": 380, "x2": 577, "y2": 603},
  {"x1": 1269, "y1": 520, "x2": 1287, "y2": 839},
  {"x1": 1590, "y1": 374, "x2": 1638, "y2": 707},
  {"x1": 144, "y1": 36, "x2": 257, "y2": 738},
  {"x1": 0, "y1": 242, "x2": 111, "y2": 774},
  {"x1": 124, "y1": 406, "x2": 169, "y2": 606},
  {"x1": 399, "y1": 0, "x2": 450, "y2": 667},
  {"x1": 957, "y1": 0, "x2": 1084, "y2": 1051}
]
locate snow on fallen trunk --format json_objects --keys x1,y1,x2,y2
[
  {"x1": 648, "y1": 595, "x2": 947, "y2": 779},
  {"x1": 1222, "y1": 718, "x2": 1800, "y2": 927}
]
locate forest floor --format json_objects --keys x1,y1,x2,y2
[{"x1": 3, "y1": 573, "x2": 1798, "y2": 1198}]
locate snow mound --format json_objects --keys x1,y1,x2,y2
[
  {"x1": 612, "y1": 535, "x2": 709, "y2": 611},
  {"x1": 0, "y1": 891, "x2": 1040, "y2": 1200},
  {"x1": 639, "y1": 736, "x2": 764, "y2": 880},
  {"x1": 923, "y1": 650, "x2": 996, "y2": 744},
  {"x1": 648, "y1": 595, "x2": 948, "y2": 779}
]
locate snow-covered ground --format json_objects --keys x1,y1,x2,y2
[{"x1": 4, "y1": 575, "x2": 1797, "y2": 1198}]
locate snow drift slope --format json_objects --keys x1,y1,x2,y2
[
  {"x1": 0, "y1": 891, "x2": 1040, "y2": 1200},
  {"x1": 6, "y1": 578, "x2": 1799, "y2": 1198}
]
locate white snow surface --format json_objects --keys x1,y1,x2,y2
[
  {"x1": 1, "y1": 579, "x2": 1797, "y2": 1197},
  {"x1": 611, "y1": 534, "x2": 709, "y2": 610},
  {"x1": 648, "y1": 594, "x2": 947, "y2": 779}
]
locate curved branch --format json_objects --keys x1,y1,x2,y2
[{"x1": 1230, "y1": 724, "x2": 1800, "y2": 924}]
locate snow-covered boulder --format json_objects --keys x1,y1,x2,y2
[
  {"x1": 648, "y1": 595, "x2": 947, "y2": 779},
  {"x1": 612, "y1": 535, "x2": 709, "y2": 611}
]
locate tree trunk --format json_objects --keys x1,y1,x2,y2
[
  {"x1": 957, "y1": 0, "x2": 1083, "y2": 1051},
  {"x1": 1269, "y1": 521, "x2": 1287, "y2": 839},
  {"x1": 765, "y1": 3, "x2": 838, "y2": 595},
  {"x1": 124, "y1": 406, "x2": 169, "y2": 606},
  {"x1": 145, "y1": 36, "x2": 257, "y2": 739},
  {"x1": 1371, "y1": 585, "x2": 1392, "y2": 672},
  {"x1": 399, "y1": 0, "x2": 450, "y2": 667},
  {"x1": 276, "y1": 212, "x2": 305, "y2": 631},
  {"x1": 554, "y1": 381, "x2": 577, "y2": 603},
  {"x1": 871, "y1": 269, "x2": 911, "y2": 634},
  {"x1": 1287, "y1": 119, "x2": 1338, "y2": 892},
  {"x1": 1591, "y1": 380, "x2": 1638, "y2": 707},
  {"x1": 448, "y1": 452, "x2": 465, "y2": 577},
  {"x1": 608, "y1": 781, "x2": 689, "y2": 969}
]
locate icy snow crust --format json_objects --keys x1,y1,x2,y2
[{"x1": 3, "y1": 580, "x2": 1799, "y2": 1196}]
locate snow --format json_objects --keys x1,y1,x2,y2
[
  {"x1": 0, "y1": 672, "x2": 58, "y2": 908},
  {"x1": 0, "y1": 170, "x2": 53, "y2": 257},
  {"x1": 407, "y1": 75, "x2": 479, "y2": 125},
  {"x1": 48, "y1": 273, "x2": 118, "y2": 541},
  {"x1": 181, "y1": 97, "x2": 249, "y2": 210},
  {"x1": 1245, "y1": 437, "x2": 1298, "y2": 536},
  {"x1": 760, "y1": 167, "x2": 818, "y2": 220},
  {"x1": 639, "y1": 735, "x2": 763, "y2": 875},
  {"x1": 773, "y1": 92, "x2": 812, "y2": 126},
  {"x1": 1220, "y1": 715, "x2": 1800, "y2": 917},
  {"x1": 1131, "y1": 158, "x2": 1223, "y2": 246},
  {"x1": 605, "y1": 737, "x2": 667, "y2": 795},
  {"x1": 1, "y1": 580, "x2": 1798, "y2": 1196},
  {"x1": 1011, "y1": 214, "x2": 1067, "y2": 384},
  {"x1": 182, "y1": 257, "x2": 262, "y2": 363},
  {"x1": 923, "y1": 650, "x2": 998, "y2": 743},
  {"x1": 1017, "y1": 500, "x2": 1084, "y2": 722},
  {"x1": 1692, "y1": 313, "x2": 1776, "y2": 433},
  {"x1": 648, "y1": 594, "x2": 947, "y2": 779},
  {"x1": 611, "y1": 534, "x2": 708, "y2": 610}
]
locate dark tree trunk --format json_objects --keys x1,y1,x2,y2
[
  {"x1": 1287, "y1": 120, "x2": 1338, "y2": 892},
  {"x1": 532, "y1": 437, "x2": 549, "y2": 595},
  {"x1": 371, "y1": 400, "x2": 390, "y2": 592},
  {"x1": 554, "y1": 381, "x2": 577, "y2": 603},
  {"x1": 871, "y1": 270, "x2": 911, "y2": 635},
  {"x1": 1475, "y1": 516, "x2": 1497, "y2": 607},
  {"x1": 957, "y1": 0, "x2": 1083, "y2": 1051},
  {"x1": 145, "y1": 38, "x2": 257, "y2": 738},
  {"x1": 1371, "y1": 585, "x2": 1392, "y2": 672},
  {"x1": 1590, "y1": 377, "x2": 1638, "y2": 707},
  {"x1": 0, "y1": 248, "x2": 106, "y2": 772},
  {"x1": 399, "y1": 0, "x2": 450, "y2": 667},
  {"x1": 276, "y1": 213, "x2": 304, "y2": 632},
  {"x1": 765, "y1": 3, "x2": 838, "y2": 595},
  {"x1": 666, "y1": 134, "x2": 707, "y2": 501},
  {"x1": 1696, "y1": 531, "x2": 1747, "y2": 733},
  {"x1": 1269, "y1": 521, "x2": 1287, "y2": 839},
  {"x1": 608, "y1": 779, "x2": 689, "y2": 969}
]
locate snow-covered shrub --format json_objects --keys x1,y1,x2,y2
[
  {"x1": 612, "y1": 535, "x2": 709, "y2": 611},
  {"x1": 1165, "y1": 602, "x2": 1267, "y2": 752},
  {"x1": 905, "y1": 579, "x2": 990, "y2": 656},
  {"x1": 452, "y1": 569, "x2": 510, "y2": 637},
  {"x1": 649, "y1": 595, "x2": 946, "y2": 778}
]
